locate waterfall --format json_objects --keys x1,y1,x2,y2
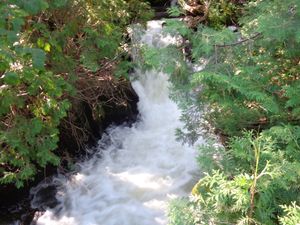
[{"x1": 31, "y1": 21, "x2": 202, "y2": 225}]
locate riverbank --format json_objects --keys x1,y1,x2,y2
[
  {"x1": 0, "y1": 1, "x2": 174, "y2": 224},
  {"x1": 0, "y1": 74, "x2": 139, "y2": 225}
]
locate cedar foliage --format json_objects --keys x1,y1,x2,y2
[{"x1": 163, "y1": 0, "x2": 300, "y2": 224}]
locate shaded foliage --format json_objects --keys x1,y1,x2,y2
[{"x1": 0, "y1": 0, "x2": 153, "y2": 187}]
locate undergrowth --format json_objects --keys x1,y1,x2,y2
[{"x1": 0, "y1": 0, "x2": 153, "y2": 187}]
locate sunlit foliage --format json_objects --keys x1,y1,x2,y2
[{"x1": 165, "y1": 0, "x2": 300, "y2": 224}]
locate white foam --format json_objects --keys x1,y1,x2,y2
[{"x1": 33, "y1": 20, "x2": 203, "y2": 225}]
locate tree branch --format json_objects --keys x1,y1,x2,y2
[{"x1": 215, "y1": 32, "x2": 262, "y2": 48}]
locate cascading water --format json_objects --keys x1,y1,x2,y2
[{"x1": 31, "y1": 21, "x2": 203, "y2": 225}]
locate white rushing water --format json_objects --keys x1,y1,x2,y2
[{"x1": 32, "y1": 21, "x2": 202, "y2": 225}]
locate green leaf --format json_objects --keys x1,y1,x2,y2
[
  {"x1": 20, "y1": 48, "x2": 46, "y2": 69},
  {"x1": 295, "y1": 29, "x2": 300, "y2": 43},
  {"x1": 44, "y1": 43, "x2": 51, "y2": 52},
  {"x1": 37, "y1": 38, "x2": 45, "y2": 48},
  {"x1": 12, "y1": 18, "x2": 25, "y2": 31},
  {"x1": 3, "y1": 72, "x2": 20, "y2": 85},
  {"x1": 167, "y1": 6, "x2": 184, "y2": 17},
  {"x1": 7, "y1": 31, "x2": 19, "y2": 43},
  {"x1": 30, "y1": 49, "x2": 46, "y2": 69},
  {"x1": 49, "y1": 0, "x2": 68, "y2": 8},
  {"x1": 80, "y1": 49, "x2": 100, "y2": 72},
  {"x1": 31, "y1": 118, "x2": 43, "y2": 135},
  {"x1": 18, "y1": 0, "x2": 49, "y2": 14}
]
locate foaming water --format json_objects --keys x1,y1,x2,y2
[{"x1": 32, "y1": 21, "x2": 202, "y2": 225}]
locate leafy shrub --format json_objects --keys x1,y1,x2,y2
[
  {"x1": 171, "y1": 127, "x2": 300, "y2": 224},
  {"x1": 165, "y1": 0, "x2": 300, "y2": 224},
  {"x1": 168, "y1": 0, "x2": 300, "y2": 137},
  {"x1": 168, "y1": 198, "x2": 198, "y2": 225},
  {"x1": 177, "y1": 0, "x2": 242, "y2": 28},
  {"x1": 200, "y1": 0, "x2": 241, "y2": 28},
  {"x1": 279, "y1": 203, "x2": 300, "y2": 225},
  {"x1": 0, "y1": 0, "x2": 73, "y2": 188},
  {"x1": 0, "y1": 0, "x2": 153, "y2": 187}
]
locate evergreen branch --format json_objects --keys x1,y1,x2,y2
[
  {"x1": 248, "y1": 139, "x2": 261, "y2": 221},
  {"x1": 256, "y1": 161, "x2": 270, "y2": 180},
  {"x1": 215, "y1": 32, "x2": 262, "y2": 48}
]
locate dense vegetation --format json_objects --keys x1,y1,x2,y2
[
  {"x1": 159, "y1": 0, "x2": 300, "y2": 224},
  {"x1": 0, "y1": 0, "x2": 152, "y2": 188},
  {"x1": 2, "y1": 0, "x2": 300, "y2": 224}
]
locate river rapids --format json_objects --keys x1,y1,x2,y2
[{"x1": 31, "y1": 20, "x2": 203, "y2": 225}]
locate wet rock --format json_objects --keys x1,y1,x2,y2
[{"x1": 31, "y1": 185, "x2": 58, "y2": 210}]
